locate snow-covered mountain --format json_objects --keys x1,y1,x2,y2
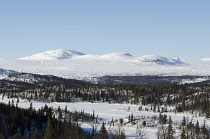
[
  {"x1": 136, "y1": 55, "x2": 184, "y2": 65},
  {"x1": 201, "y1": 58, "x2": 210, "y2": 62},
  {"x1": 19, "y1": 49, "x2": 183, "y2": 65},
  {"x1": 20, "y1": 49, "x2": 134, "y2": 61},
  {"x1": 19, "y1": 49, "x2": 85, "y2": 60},
  {"x1": 0, "y1": 49, "x2": 210, "y2": 84}
]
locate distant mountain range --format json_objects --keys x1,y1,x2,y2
[
  {"x1": 0, "y1": 49, "x2": 210, "y2": 84},
  {"x1": 19, "y1": 49, "x2": 185, "y2": 65}
]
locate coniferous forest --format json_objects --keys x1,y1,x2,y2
[
  {"x1": 2, "y1": 80, "x2": 210, "y2": 117},
  {"x1": 0, "y1": 101, "x2": 125, "y2": 139},
  {"x1": 1, "y1": 80, "x2": 210, "y2": 138}
]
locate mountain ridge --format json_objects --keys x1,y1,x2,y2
[
  {"x1": 19, "y1": 49, "x2": 184, "y2": 65},
  {"x1": 0, "y1": 49, "x2": 208, "y2": 84}
]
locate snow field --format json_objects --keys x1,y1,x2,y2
[{"x1": 0, "y1": 95, "x2": 210, "y2": 138}]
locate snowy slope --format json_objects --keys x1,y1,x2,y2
[
  {"x1": 72, "y1": 52, "x2": 133, "y2": 61},
  {"x1": 19, "y1": 49, "x2": 85, "y2": 60},
  {"x1": 0, "y1": 68, "x2": 19, "y2": 79}
]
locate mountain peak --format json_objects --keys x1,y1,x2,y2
[
  {"x1": 137, "y1": 55, "x2": 183, "y2": 65},
  {"x1": 19, "y1": 49, "x2": 85, "y2": 60},
  {"x1": 201, "y1": 58, "x2": 210, "y2": 62}
]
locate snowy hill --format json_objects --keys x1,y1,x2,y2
[
  {"x1": 0, "y1": 49, "x2": 210, "y2": 83},
  {"x1": 0, "y1": 68, "x2": 19, "y2": 79},
  {"x1": 201, "y1": 58, "x2": 210, "y2": 62},
  {"x1": 0, "y1": 68, "x2": 87, "y2": 84},
  {"x1": 5, "y1": 73, "x2": 87, "y2": 84},
  {"x1": 19, "y1": 49, "x2": 183, "y2": 65},
  {"x1": 136, "y1": 55, "x2": 183, "y2": 65},
  {"x1": 19, "y1": 49, "x2": 85, "y2": 60}
]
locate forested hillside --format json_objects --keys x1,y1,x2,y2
[
  {"x1": 2, "y1": 81, "x2": 210, "y2": 117},
  {"x1": 1, "y1": 80, "x2": 210, "y2": 138}
]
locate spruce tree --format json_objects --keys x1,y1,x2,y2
[
  {"x1": 182, "y1": 116, "x2": 186, "y2": 126},
  {"x1": 195, "y1": 120, "x2": 200, "y2": 137},
  {"x1": 43, "y1": 116, "x2": 53, "y2": 139},
  {"x1": 119, "y1": 118, "x2": 124, "y2": 126},
  {"x1": 142, "y1": 121, "x2": 146, "y2": 127},
  {"x1": 100, "y1": 122, "x2": 107, "y2": 134},
  {"x1": 65, "y1": 105, "x2": 67, "y2": 113},
  {"x1": 131, "y1": 113, "x2": 134, "y2": 122},
  {"x1": 58, "y1": 106, "x2": 62, "y2": 119},
  {"x1": 180, "y1": 127, "x2": 186, "y2": 139},
  {"x1": 167, "y1": 116, "x2": 174, "y2": 139}
]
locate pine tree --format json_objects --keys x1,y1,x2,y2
[
  {"x1": 58, "y1": 106, "x2": 62, "y2": 119},
  {"x1": 65, "y1": 105, "x2": 67, "y2": 113},
  {"x1": 73, "y1": 112, "x2": 78, "y2": 122},
  {"x1": 180, "y1": 127, "x2": 186, "y2": 139},
  {"x1": 43, "y1": 116, "x2": 53, "y2": 139},
  {"x1": 182, "y1": 116, "x2": 186, "y2": 126},
  {"x1": 99, "y1": 122, "x2": 108, "y2": 138},
  {"x1": 58, "y1": 110, "x2": 62, "y2": 120},
  {"x1": 181, "y1": 95, "x2": 186, "y2": 111},
  {"x1": 119, "y1": 118, "x2": 124, "y2": 126},
  {"x1": 29, "y1": 102, "x2": 33, "y2": 114},
  {"x1": 177, "y1": 104, "x2": 182, "y2": 112},
  {"x1": 111, "y1": 117, "x2": 114, "y2": 126},
  {"x1": 142, "y1": 121, "x2": 146, "y2": 127},
  {"x1": 195, "y1": 120, "x2": 200, "y2": 137},
  {"x1": 201, "y1": 121, "x2": 209, "y2": 138},
  {"x1": 167, "y1": 116, "x2": 174, "y2": 139},
  {"x1": 93, "y1": 110, "x2": 95, "y2": 119},
  {"x1": 159, "y1": 113, "x2": 163, "y2": 124},
  {"x1": 130, "y1": 113, "x2": 134, "y2": 122},
  {"x1": 100, "y1": 122, "x2": 107, "y2": 134}
]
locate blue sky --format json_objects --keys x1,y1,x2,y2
[{"x1": 0, "y1": 0, "x2": 209, "y2": 60}]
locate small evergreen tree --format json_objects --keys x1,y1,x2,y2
[
  {"x1": 180, "y1": 127, "x2": 186, "y2": 139},
  {"x1": 167, "y1": 116, "x2": 174, "y2": 139},
  {"x1": 119, "y1": 118, "x2": 124, "y2": 126},
  {"x1": 182, "y1": 116, "x2": 186, "y2": 126},
  {"x1": 58, "y1": 106, "x2": 62, "y2": 119},
  {"x1": 142, "y1": 121, "x2": 146, "y2": 127},
  {"x1": 195, "y1": 120, "x2": 200, "y2": 137},
  {"x1": 100, "y1": 122, "x2": 108, "y2": 138},
  {"x1": 100, "y1": 122, "x2": 107, "y2": 134}
]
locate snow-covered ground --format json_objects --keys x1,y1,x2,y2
[
  {"x1": 0, "y1": 56, "x2": 210, "y2": 82},
  {"x1": 0, "y1": 95, "x2": 209, "y2": 139}
]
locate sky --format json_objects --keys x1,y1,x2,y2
[{"x1": 0, "y1": 0, "x2": 210, "y2": 60}]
